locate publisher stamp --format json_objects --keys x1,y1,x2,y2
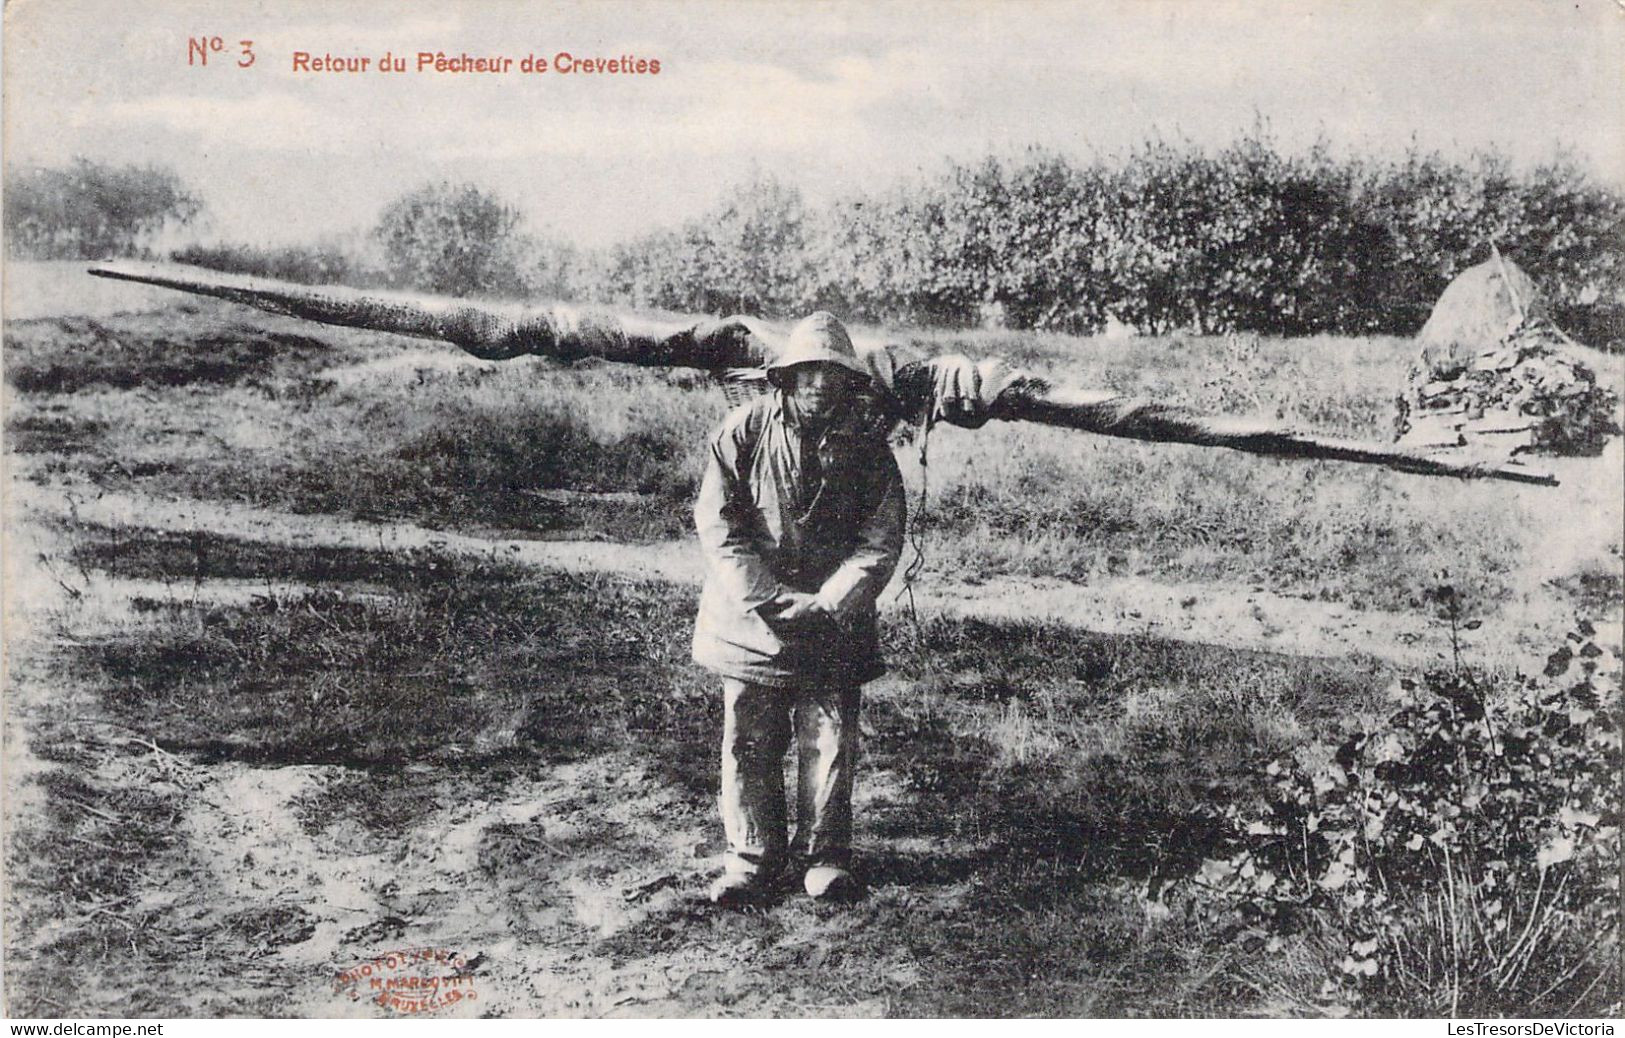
[{"x1": 334, "y1": 948, "x2": 479, "y2": 1014}]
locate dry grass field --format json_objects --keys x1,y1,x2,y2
[{"x1": 4, "y1": 263, "x2": 1620, "y2": 1017}]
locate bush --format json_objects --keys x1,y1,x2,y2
[
  {"x1": 584, "y1": 174, "x2": 815, "y2": 317},
  {"x1": 812, "y1": 180, "x2": 984, "y2": 327},
  {"x1": 5, "y1": 158, "x2": 202, "y2": 259},
  {"x1": 1197, "y1": 595, "x2": 1621, "y2": 1015},
  {"x1": 372, "y1": 181, "x2": 531, "y2": 297},
  {"x1": 826, "y1": 154, "x2": 1114, "y2": 330}
]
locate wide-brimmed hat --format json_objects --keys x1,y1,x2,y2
[{"x1": 766, "y1": 312, "x2": 869, "y2": 386}]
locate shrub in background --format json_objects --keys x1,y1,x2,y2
[
  {"x1": 812, "y1": 179, "x2": 984, "y2": 327},
  {"x1": 787, "y1": 135, "x2": 1622, "y2": 337},
  {"x1": 5, "y1": 158, "x2": 202, "y2": 260},
  {"x1": 372, "y1": 181, "x2": 532, "y2": 298},
  {"x1": 586, "y1": 173, "x2": 815, "y2": 318},
  {"x1": 945, "y1": 153, "x2": 1111, "y2": 332}
]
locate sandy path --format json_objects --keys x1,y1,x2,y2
[
  {"x1": 169, "y1": 753, "x2": 727, "y2": 1016},
  {"x1": 16, "y1": 481, "x2": 1611, "y2": 673}
]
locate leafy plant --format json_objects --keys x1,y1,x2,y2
[{"x1": 1196, "y1": 601, "x2": 1621, "y2": 1015}]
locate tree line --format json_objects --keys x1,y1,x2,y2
[{"x1": 9, "y1": 136, "x2": 1623, "y2": 339}]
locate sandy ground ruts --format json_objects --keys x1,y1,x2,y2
[{"x1": 15, "y1": 477, "x2": 1619, "y2": 675}]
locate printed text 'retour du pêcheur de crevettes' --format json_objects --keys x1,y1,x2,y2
[{"x1": 292, "y1": 51, "x2": 661, "y2": 75}]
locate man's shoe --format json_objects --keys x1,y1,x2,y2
[
  {"x1": 709, "y1": 873, "x2": 770, "y2": 908},
  {"x1": 803, "y1": 865, "x2": 864, "y2": 902}
]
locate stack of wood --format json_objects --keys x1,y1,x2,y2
[{"x1": 1395, "y1": 255, "x2": 1620, "y2": 456}]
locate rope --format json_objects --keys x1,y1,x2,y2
[{"x1": 895, "y1": 407, "x2": 939, "y2": 670}]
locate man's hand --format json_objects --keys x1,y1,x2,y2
[
  {"x1": 758, "y1": 591, "x2": 830, "y2": 630},
  {"x1": 930, "y1": 354, "x2": 1015, "y2": 429}
]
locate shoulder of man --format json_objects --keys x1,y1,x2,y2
[{"x1": 710, "y1": 392, "x2": 779, "y2": 454}]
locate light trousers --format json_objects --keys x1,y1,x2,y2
[{"x1": 719, "y1": 678, "x2": 860, "y2": 878}]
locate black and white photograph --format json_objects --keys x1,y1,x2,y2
[{"x1": 3, "y1": 0, "x2": 1622, "y2": 1021}]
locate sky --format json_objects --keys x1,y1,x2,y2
[{"x1": 4, "y1": 0, "x2": 1623, "y2": 248}]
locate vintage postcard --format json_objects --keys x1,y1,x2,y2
[{"x1": 3, "y1": 0, "x2": 1622, "y2": 1022}]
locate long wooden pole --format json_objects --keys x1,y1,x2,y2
[{"x1": 87, "y1": 262, "x2": 1557, "y2": 486}]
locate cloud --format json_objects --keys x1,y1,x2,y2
[{"x1": 83, "y1": 93, "x2": 362, "y2": 155}]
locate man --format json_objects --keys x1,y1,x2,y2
[{"x1": 692, "y1": 311, "x2": 906, "y2": 906}]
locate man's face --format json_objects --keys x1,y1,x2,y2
[{"x1": 786, "y1": 363, "x2": 857, "y2": 422}]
